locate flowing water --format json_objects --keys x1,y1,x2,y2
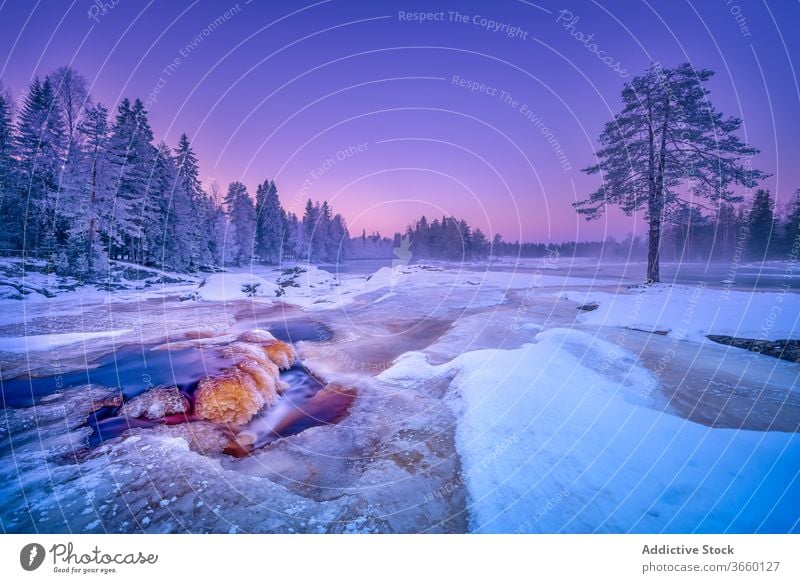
[{"x1": 1, "y1": 319, "x2": 351, "y2": 451}]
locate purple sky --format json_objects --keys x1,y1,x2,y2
[{"x1": 1, "y1": 0, "x2": 798, "y2": 243}]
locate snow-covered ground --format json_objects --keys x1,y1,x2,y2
[
  {"x1": 0, "y1": 330, "x2": 131, "y2": 353},
  {"x1": 561, "y1": 285, "x2": 800, "y2": 342},
  {"x1": 0, "y1": 257, "x2": 798, "y2": 533},
  {"x1": 383, "y1": 330, "x2": 799, "y2": 533}
]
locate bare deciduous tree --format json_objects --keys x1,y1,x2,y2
[{"x1": 51, "y1": 66, "x2": 89, "y2": 141}]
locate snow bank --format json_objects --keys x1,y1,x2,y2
[
  {"x1": 0, "y1": 330, "x2": 131, "y2": 353},
  {"x1": 195, "y1": 273, "x2": 279, "y2": 301},
  {"x1": 272, "y1": 266, "x2": 353, "y2": 310},
  {"x1": 277, "y1": 266, "x2": 337, "y2": 297},
  {"x1": 439, "y1": 328, "x2": 800, "y2": 533},
  {"x1": 562, "y1": 285, "x2": 800, "y2": 341}
]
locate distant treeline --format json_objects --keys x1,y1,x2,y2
[{"x1": 395, "y1": 188, "x2": 800, "y2": 263}]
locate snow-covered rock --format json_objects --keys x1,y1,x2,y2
[
  {"x1": 119, "y1": 386, "x2": 190, "y2": 419},
  {"x1": 3, "y1": 385, "x2": 123, "y2": 435},
  {"x1": 150, "y1": 421, "x2": 234, "y2": 455},
  {"x1": 276, "y1": 266, "x2": 337, "y2": 297},
  {"x1": 236, "y1": 329, "x2": 297, "y2": 370},
  {"x1": 193, "y1": 273, "x2": 279, "y2": 302}
]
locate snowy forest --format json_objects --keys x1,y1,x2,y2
[
  {"x1": 0, "y1": 67, "x2": 362, "y2": 276},
  {"x1": 1, "y1": 67, "x2": 798, "y2": 280}
]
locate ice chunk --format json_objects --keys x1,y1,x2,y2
[{"x1": 119, "y1": 386, "x2": 189, "y2": 420}]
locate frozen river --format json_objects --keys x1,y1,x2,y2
[
  {"x1": 0, "y1": 260, "x2": 798, "y2": 533},
  {"x1": 322, "y1": 258, "x2": 799, "y2": 291}
]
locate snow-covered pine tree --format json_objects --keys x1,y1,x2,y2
[
  {"x1": 576, "y1": 62, "x2": 767, "y2": 283},
  {"x1": 282, "y1": 211, "x2": 304, "y2": 262},
  {"x1": 327, "y1": 213, "x2": 349, "y2": 262},
  {"x1": 301, "y1": 198, "x2": 319, "y2": 261},
  {"x1": 784, "y1": 189, "x2": 800, "y2": 255},
  {"x1": 224, "y1": 181, "x2": 256, "y2": 266},
  {"x1": 318, "y1": 200, "x2": 333, "y2": 260},
  {"x1": 148, "y1": 142, "x2": 192, "y2": 270},
  {"x1": 0, "y1": 82, "x2": 18, "y2": 249},
  {"x1": 254, "y1": 179, "x2": 283, "y2": 264},
  {"x1": 174, "y1": 133, "x2": 207, "y2": 268},
  {"x1": 14, "y1": 76, "x2": 67, "y2": 254},
  {"x1": 107, "y1": 98, "x2": 157, "y2": 263},
  {"x1": 56, "y1": 102, "x2": 113, "y2": 278},
  {"x1": 746, "y1": 189, "x2": 776, "y2": 259}
]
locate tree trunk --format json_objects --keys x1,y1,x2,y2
[
  {"x1": 647, "y1": 89, "x2": 671, "y2": 285},
  {"x1": 647, "y1": 217, "x2": 661, "y2": 283},
  {"x1": 88, "y1": 157, "x2": 97, "y2": 273},
  {"x1": 644, "y1": 87, "x2": 660, "y2": 284}
]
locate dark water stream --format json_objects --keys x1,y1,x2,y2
[{"x1": 1, "y1": 320, "x2": 351, "y2": 452}]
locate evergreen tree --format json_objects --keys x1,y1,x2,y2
[
  {"x1": 317, "y1": 200, "x2": 332, "y2": 260},
  {"x1": 174, "y1": 133, "x2": 206, "y2": 267},
  {"x1": 224, "y1": 181, "x2": 255, "y2": 266},
  {"x1": 254, "y1": 179, "x2": 283, "y2": 263},
  {"x1": 107, "y1": 98, "x2": 157, "y2": 262},
  {"x1": 746, "y1": 189, "x2": 776, "y2": 259},
  {"x1": 472, "y1": 228, "x2": 489, "y2": 259},
  {"x1": 576, "y1": 63, "x2": 767, "y2": 282},
  {"x1": 302, "y1": 198, "x2": 320, "y2": 260},
  {"x1": 56, "y1": 102, "x2": 112, "y2": 278},
  {"x1": 784, "y1": 189, "x2": 800, "y2": 255},
  {"x1": 0, "y1": 82, "x2": 18, "y2": 249},
  {"x1": 148, "y1": 142, "x2": 193, "y2": 270},
  {"x1": 14, "y1": 76, "x2": 67, "y2": 253},
  {"x1": 327, "y1": 213, "x2": 349, "y2": 261},
  {"x1": 443, "y1": 217, "x2": 463, "y2": 260}
]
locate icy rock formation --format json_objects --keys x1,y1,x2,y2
[
  {"x1": 194, "y1": 330, "x2": 295, "y2": 425},
  {"x1": 2, "y1": 385, "x2": 122, "y2": 435},
  {"x1": 195, "y1": 369, "x2": 269, "y2": 426},
  {"x1": 223, "y1": 340, "x2": 273, "y2": 366},
  {"x1": 150, "y1": 421, "x2": 234, "y2": 455},
  {"x1": 236, "y1": 358, "x2": 284, "y2": 398},
  {"x1": 119, "y1": 386, "x2": 190, "y2": 419},
  {"x1": 237, "y1": 329, "x2": 297, "y2": 370},
  {"x1": 236, "y1": 329, "x2": 277, "y2": 344},
  {"x1": 706, "y1": 335, "x2": 800, "y2": 362},
  {"x1": 262, "y1": 341, "x2": 296, "y2": 370}
]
